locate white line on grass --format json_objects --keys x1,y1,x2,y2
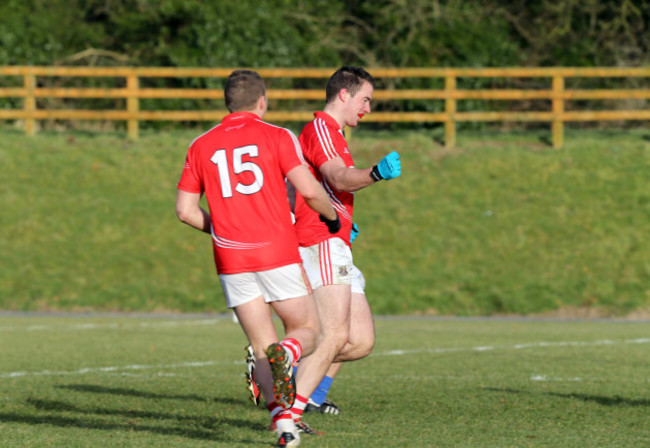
[
  {"x1": 375, "y1": 338, "x2": 650, "y2": 357},
  {"x1": 0, "y1": 319, "x2": 222, "y2": 332},
  {"x1": 3, "y1": 337, "x2": 649, "y2": 380},
  {"x1": 0, "y1": 360, "x2": 238, "y2": 379},
  {"x1": 530, "y1": 374, "x2": 584, "y2": 382},
  {"x1": 102, "y1": 372, "x2": 188, "y2": 378}
]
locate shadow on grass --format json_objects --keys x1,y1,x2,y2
[
  {"x1": 0, "y1": 385, "x2": 273, "y2": 444},
  {"x1": 483, "y1": 387, "x2": 650, "y2": 407},
  {"x1": 545, "y1": 391, "x2": 650, "y2": 407},
  {"x1": 27, "y1": 398, "x2": 246, "y2": 424},
  {"x1": 0, "y1": 395, "x2": 269, "y2": 444},
  {"x1": 0, "y1": 411, "x2": 260, "y2": 444},
  {"x1": 56, "y1": 383, "x2": 242, "y2": 406}
]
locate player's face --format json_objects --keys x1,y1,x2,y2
[{"x1": 345, "y1": 80, "x2": 373, "y2": 128}]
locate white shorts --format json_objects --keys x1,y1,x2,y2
[
  {"x1": 219, "y1": 263, "x2": 309, "y2": 309},
  {"x1": 299, "y1": 237, "x2": 366, "y2": 294}
]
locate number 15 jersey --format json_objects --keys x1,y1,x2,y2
[{"x1": 177, "y1": 112, "x2": 305, "y2": 274}]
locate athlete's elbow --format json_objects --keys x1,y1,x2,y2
[
  {"x1": 175, "y1": 205, "x2": 192, "y2": 224},
  {"x1": 296, "y1": 183, "x2": 321, "y2": 201}
]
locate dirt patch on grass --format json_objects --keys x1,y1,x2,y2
[{"x1": 621, "y1": 307, "x2": 650, "y2": 321}]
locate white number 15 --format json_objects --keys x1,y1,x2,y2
[{"x1": 210, "y1": 145, "x2": 264, "y2": 198}]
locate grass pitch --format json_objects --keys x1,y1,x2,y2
[{"x1": 1, "y1": 314, "x2": 649, "y2": 447}]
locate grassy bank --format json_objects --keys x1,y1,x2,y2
[{"x1": 2, "y1": 127, "x2": 649, "y2": 315}]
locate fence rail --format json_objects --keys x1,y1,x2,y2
[{"x1": 0, "y1": 66, "x2": 648, "y2": 148}]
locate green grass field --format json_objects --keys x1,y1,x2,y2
[
  {"x1": 1, "y1": 313, "x2": 649, "y2": 447},
  {"x1": 2, "y1": 126, "x2": 650, "y2": 316}
]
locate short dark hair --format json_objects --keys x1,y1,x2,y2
[
  {"x1": 325, "y1": 66, "x2": 375, "y2": 104},
  {"x1": 224, "y1": 70, "x2": 266, "y2": 112}
]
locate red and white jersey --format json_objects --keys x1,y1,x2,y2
[
  {"x1": 294, "y1": 111, "x2": 354, "y2": 247},
  {"x1": 178, "y1": 112, "x2": 305, "y2": 274}
]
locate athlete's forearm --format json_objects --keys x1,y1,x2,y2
[
  {"x1": 286, "y1": 165, "x2": 337, "y2": 221},
  {"x1": 324, "y1": 165, "x2": 376, "y2": 192},
  {"x1": 303, "y1": 193, "x2": 337, "y2": 221},
  {"x1": 176, "y1": 190, "x2": 212, "y2": 234},
  {"x1": 177, "y1": 206, "x2": 211, "y2": 234}
]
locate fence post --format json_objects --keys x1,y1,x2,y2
[
  {"x1": 445, "y1": 75, "x2": 456, "y2": 148},
  {"x1": 552, "y1": 75, "x2": 564, "y2": 149},
  {"x1": 127, "y1": 74, "x2": 139, "y2": 140},
  {"x1": 24, "y1": 73, "x2": 36, "y2": 136}
]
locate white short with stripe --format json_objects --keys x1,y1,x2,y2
[
  {"x1": 299, "y1": 237, "x2": 366, "y2": 294},
  {"x1": 219, "y1": 263, "x2": 309, "y2": 309}
]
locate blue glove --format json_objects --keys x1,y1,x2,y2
[
  {"x1": 370, "y1": 151, "x2": 401, "y2": 181},
  {"x1": 350, "y1": 223, "x2": 359, "y2": 244}
]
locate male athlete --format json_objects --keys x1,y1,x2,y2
[
  {"x1": 176, "y1": 69, "x2": 340, "y2": 447},
  {"x1": 288, "y1": 66, "x2": 402, "y2": 426}
]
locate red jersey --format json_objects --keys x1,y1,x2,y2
[
  {"x1": 294, "y1": 111, "x2": 354, "y2": 247},
  {"x1": 178, "y1": 112, "x2": 305, "y2": 274}
]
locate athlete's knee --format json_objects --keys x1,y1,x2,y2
[
  {"x1": 340, "y1": 329, "x2": 374, "y2": 360},
  {"x1": 352, "y1": 335, "x2": 375, "y2": 359},
  {"x1": 284, "y1": 311, "x2": 320, "y2": 335},
  {"x1": 356, "y1": 336, "x2": 375, "y2": 359},
  {"x1": 350, "y1": 320, "x2": 375, "y2": 354},
  {"x1": 288, "y1": 319, "x2": 319, "y2": 339},
  {"x1": 320, "y1": 327, "x2": 350, "y2": 353},
  {"x1": 284, "y1": 322, "x2": 320, "y2": 357}
]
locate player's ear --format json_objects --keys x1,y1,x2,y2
[
  {"x1": 258, "y1": 94, "x2": 268, "y2": 114},
  {"x1": 338, "y1": 88, "x2": 350, "y2": 103}
]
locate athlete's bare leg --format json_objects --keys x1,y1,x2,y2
[
  {"x1": 235, "y1": 293, "x2": 318, "y2": 402},
  {"x1": 334, "y1": 292, "x2": 375, "y2": 362},
  {"x1": 324, "y1": 361, "x2": 343, "y2": 380},
  {"x1": 234, "y1": 296, "x2": 281, "y2": 405},
  {"x1": 305, "y1": 292, "x2": 374, "y2": 409},
  {"x1": 295, "y1": 284, "x2": 353, "y2": 401},
  {"x1": 271, "y1": 293, "x2": 320, "y2": 358}
]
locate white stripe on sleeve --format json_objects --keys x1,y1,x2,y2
[{"x1": 314, "y1": 119, "x2": 338, "y2": 160}]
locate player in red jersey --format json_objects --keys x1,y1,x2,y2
[
  {"x1": 289, "y1": 67, "x2": 402, "y2": 426},
  {"x1": 176, "y1": 69, "x2": 340, "y2": 448}
]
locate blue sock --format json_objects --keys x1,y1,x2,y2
[{"x1": 310, "y1": 375, "x2": 334, "y2": 406}]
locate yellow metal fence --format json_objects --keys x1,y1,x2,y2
[{"x1": 0, "y1": 66, "x2": 648, "y2": 148}]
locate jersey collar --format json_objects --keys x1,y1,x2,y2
[
  {"x1": 314, "y1": 111, "x2": 340, "y2": 131},
  {"x1": 222, "y1": 111, "x2": 260, "y2": 124}
]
